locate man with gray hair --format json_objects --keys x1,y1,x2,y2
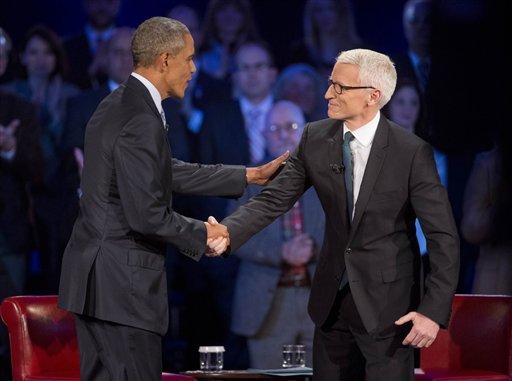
[
  {"x1": 229, "y1": 100, "x2": 324, "y2": 368},
  {"x1": 57, "y1": 17, "x2": 287, "y2": 380},
  {"x1": 222, "y1": 48, "x2": 459, "y2": 380}
]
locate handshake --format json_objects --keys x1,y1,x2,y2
[{"x1": 204, "y1": 216, "x2": 230, "y2": 257}]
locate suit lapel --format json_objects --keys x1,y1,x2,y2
[
  {"x1": 349, "y1": 117, "x2": 390, "y2": 238},
  {"x1": 326, "y1": 120, "x2": 349, "y2": 223}
]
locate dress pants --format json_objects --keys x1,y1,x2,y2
[
  {"x1": 313, "y1": 287, "x2": 414, "y2": 381},
  {"x1": 75, "y1": 314, "x2": 162, "y2": 381}
]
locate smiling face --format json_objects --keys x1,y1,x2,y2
[
  {"x1": 324, "y1": 62, "x2": 377, "y2": 127},
  {"x1": 163, "y1": 33, "x2": 196, "y2": 99}
]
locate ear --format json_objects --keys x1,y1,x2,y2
[
  {"x1": 158, "y1": 52, "x2": 168, "y2": 73},
  {"x1": 368, "y1": 89, "x2": 381, "y2": 106}
]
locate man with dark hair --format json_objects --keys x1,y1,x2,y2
[{"x1": 58, "y1": 17, "x2": 287, "y2": 380}]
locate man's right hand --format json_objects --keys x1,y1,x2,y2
[{"x1": 204, "y1": 216, "x2": 230, "y2": 256}]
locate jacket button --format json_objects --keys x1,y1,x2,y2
[{"x1": 345, "y1": 248, "x2": 352, "y2": 255}]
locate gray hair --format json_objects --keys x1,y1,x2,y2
[
  {"x1": 132, "y1": 17, "x2": 190, "y2": 68},
  {"x1": 336, "y1": 48, "x2": 397, "y2": 108}
]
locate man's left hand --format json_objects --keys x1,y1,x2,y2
[
  {"x1": 395, "y1": 311, "x2": 439, "y2": 348},
  {"x1": 246, "y1": 150, "x2": 289, "y2": 185}
]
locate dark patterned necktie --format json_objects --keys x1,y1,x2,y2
[{"x1": 342, "y1": 131, "x2": 355, "y2": 221}]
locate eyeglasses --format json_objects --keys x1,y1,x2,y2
[
  {"x1": 236, "y1": 62, "x2": 271, "y2": 72},
  {"x1": 327, "y1": 79, "x2": 375, "y2": 95},
  {"x1": 266, "y1": 122, "x2": 300, "y2": 134}
]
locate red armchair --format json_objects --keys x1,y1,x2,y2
[
  {"x1": 0, "y1": 295, "x2": 195, "y2": 381},
  {"x1": 416, "y1": 294, "x2": 512, "y2": 381}
]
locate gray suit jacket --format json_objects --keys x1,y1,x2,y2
[
  {"x1": 229, "y1": 186, "x2": 324, "y2": 336},
  {"x1": 224, "y1": 115, "x2": 459, "y2": 337},
  {"x1": 58, "y1": 76, "x2": 246, "y2": 335}
]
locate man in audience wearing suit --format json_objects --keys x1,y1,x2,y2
[
  {"x1": 184, "y1": 40, "x2": 278, "y2": 369},
  {"x1": 229, "y1": 100, "x2": 324, "y2": 368},
  {"x1": 63, "y1": 0, "x2": 121, "y2": 89}
]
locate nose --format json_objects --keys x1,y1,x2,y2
[
  {"x1": 191, "y1": 60, "x2": 197, "y2": 74},
  {"x1": 325, "y1": 86, "x2": 334, "y2": 100}
]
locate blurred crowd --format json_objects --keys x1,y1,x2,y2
[{"x1": 0, "y1": 0, "x2": 508, "y2": 377}]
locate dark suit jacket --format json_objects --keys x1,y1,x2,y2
[
  {"x1": 224, "y1": 116, "x2": 459, "y2": 336},
  {"x1": 0, "y1": 92, "x2": 44, "y2": 253},
  {"x1": 60, "y1": 85, "x2": 192, "y2": 193},
  {"x1": 195, "y1": 99, "x2": 249, "y2": 220},
  {"x1": 58, "y1": 76, "x2": 247, "y2": 335}
]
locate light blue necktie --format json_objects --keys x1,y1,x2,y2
[{"x1": 342, "y1": 131, "x2": 355, "y2": 221}]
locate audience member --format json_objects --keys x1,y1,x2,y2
[
  {"x1": 199, "y1": 0, "x2": 260, "y2": 81},
  {"x1": 391, "y1": 0, "x2": 432, "y2": 142},
  {"x1": 383, "y1": 77, "x2": 446, "y2": 188},
  {"x1": 460, "y1": 125, "x2": 512, "y2": 295},
  {"x1": 61, "y1": 27, "x2": 133, "y2": 153},
  {"x1": 167, "y1": 4, "x2": 231, "y2": 142},
  {"x1": 63, "y1": 0, "x2": 121, "y2": 89},
  {"x1": 1, "y1": 25, "x2": 81, "y2": 292},
  {"x1": 0, "y1": 26, "x2": 16, "y2": 84},
  {"x1": 0, "y1": 26, "x2": 44, "y2": 381},
  {"x1": 229, "y1": 100, "x2": 324, "y2": 368},
  {"x1": 182, "y1": 40, "x2": 277, "y2": 369},
  {"x1": 395, "y1": 0, "x2": 432, "y2": 94},
  {"x1": 273, "y1": 63, "x2": 326, "y2": 122},
  {"x1": 289, "y1": 0, "x2": 363, "y2": 80},
  {"x1": 382, "y1": 77, "x2": 447, "y2": 285}
]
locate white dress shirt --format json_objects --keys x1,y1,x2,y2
[
  {"x1": 239, "y1": 95, "x2": 273, "y2": 163},
  {"x1": 130, "y1": 72, "x2": 166, "y2": 128},
  {"x1": 343, "y1": 112, "x2": 380, "y2": 217}
]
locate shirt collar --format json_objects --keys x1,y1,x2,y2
[
  {"x1": 130, "y1": 72, "x2": 163, "y2": 114},
  {"x1": 343, "y1": 112, "x2": 380, "y2": 147},
  {"x1": 85, "y1": 24, "x2": 114, "y2": 46},
  {"x1": 239, "y1": 95, "x2": 274, "y2": 116}
]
